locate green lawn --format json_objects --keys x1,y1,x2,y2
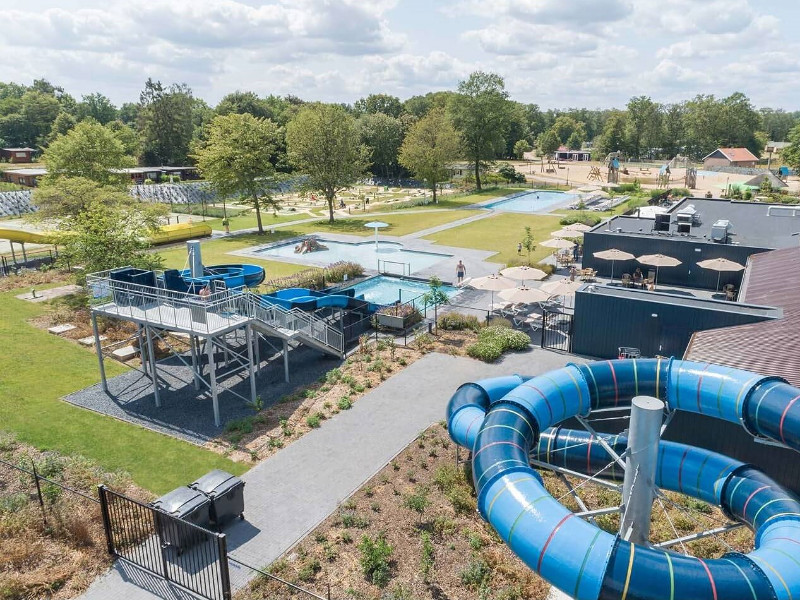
[
  {"x1": 0, "y1": 287, "x2": 246, "y2": 494},
  {"x1": 553, "y1": 197, "x2": 644, "y2": 220},
  {"x1": 424, "y1": 212, "x2": 565, "y2": 266}
]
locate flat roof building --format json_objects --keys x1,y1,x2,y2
[{"x1": 0, "y1": 147, "x2": 35, "y2": 163}]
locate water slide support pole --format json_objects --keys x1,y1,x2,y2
[
  {"x1": 187, "y1": 239, "x2": 203, "y2": 278},
  {"x1": 620, "y1": 395, "x2": 664, "y2": 545}
]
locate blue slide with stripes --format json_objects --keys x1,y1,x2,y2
[{"x1": 446, "y1": 359, "x2": 800, "y2": 600}]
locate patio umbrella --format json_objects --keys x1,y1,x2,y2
[
  {"x1": 637, "y1": 253, "x2": 682, "y2": 289},
  {"x1": 541, "y1": 238, "x2": 576, "y2": 249},
  {"x1": 498, "y1": 286, "x2": 550, "y2": 304},
  {"x1": 364, "y1": 221, "x2": 389, "y2": 250},
  {"x1": 697, "y1": 257, "x2": 745, "y2": 291},
  {"x1": 563, "y1": 223, "x2": 593, "y2": 232},
  {"x1": 551, "y1": 228, "x2": 584, "y2": 239},
  {"x1": 540, "y1": 279, "x2": 583, "y2": 297},
  {"x1": 500, "y1": 265, "x2": 548, "y2": 283},
  {"x1": 469, "y1": 274, "x2": 518, "y2": 311},
  {"x1": 593, "y1": 248, "x2": 635, "y2": 282}
]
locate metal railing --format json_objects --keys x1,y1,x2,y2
[
  {"x1": 377, "y1": 259, "x2": 411, "y2": 277},
  {"x1": 99, "y1": 485, "x2": 231, "y2": 600}
]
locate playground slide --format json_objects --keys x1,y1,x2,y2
[
  {"x1": 446, "y1": 359, "x2": 800, "y2": 600},
  {"x1": 0, "y1": 222, "x2": 211, "y2": 248},
  {"x1": 0, "y1": 227, "x2": 60, "y2": 245}
]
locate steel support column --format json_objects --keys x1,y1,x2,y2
[
  {"x1": 207, "y1": 336, "x2": 221, "y2": 427},
  {"x1": 283, "y1": 339, "x2": 290, "y2": 383},
  {"x1": 91, "y1": 313, "x2": 108, "y2": 393},
  {"x1": 190, "y1": 334, "x2": 200, "y2": 390},
  {"x1": 145, "y1": 325, "x2": 160, "y2": 408},
  {"x1": 246, "y1": 325, "x2": 256, "y2": 406}
]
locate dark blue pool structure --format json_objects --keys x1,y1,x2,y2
[{"x1": 447, "y1": 358, "x2": 800, "y2": 600}]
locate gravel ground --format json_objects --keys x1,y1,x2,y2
[{"x1": 63, "y1": 338, "x2": 343, "y2": 444}]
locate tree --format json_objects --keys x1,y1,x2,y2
[
  {"x1": 105, "y1": 120, "x2": 141, "y2": 158},
  {"x1": 520, "y1": 226, "x2": 535, "y2": 265},
  {"x1": 77, "y1": 93, "x2": 118, "y2": 124},
  {"x1": 513, "y1": 139, "x2": 532, "y2": 159},
  {"x1": 359, "y1": 112, "x2": 404, "y2": 179},
  {"x1": 57, "y1": 185, "x2": 165, "y2": 280},
  {"x1": 782, "y1": 124, "x2": 800, "y2": 173},
  {"x1": 216, "y1": 91, "x2": 273, "y2": 119},
  {"x1": 285, "y1": 104, "x2": 369, "y2": 223},
  {"x1": 422, "y1": 276, "x2": 450, "y2": 333},
  {"x1": 33, "y1": 176, "x2": 119, "y2": 221},
  {"x1": 626, "y1": 96, "x2": 661, "y2": 159},
  {"x1": 661, "y1": 103, "x2": 686, "y2": 158},
  {"x1": 497, "y1": 163, "x2": 525, "y2": 183},
  {"x1": 118, "y1": 102, "x2": 139, "y2": 126},
  {"x1": 760, "y1": 108, "x2": 798, "y2": 142},
  {"x1": 551, "y1": 116, "x2": 585, "y2": 145},
  {"x1": 192, "y1": 113, "x2": 280, "y2": 234},
  {"x1": 46, "y1": 111, "x2": 77, "y2": 144},
  {"x1": 354, "y1": 94, "x2": 402, "y2": 118},
  {"x1": 18, "y1": 90, "x2": 60, "y2": 146},
  {"x1": 138, "y1": 79, "x2": 194, "y2": 166},
  {"x1": 566, "y1": 132, "x2": 584, "y2": 151},
  {"x1": 398, "y1": 108, "x2": 460, "y2": 204},
  {"x1": 537, "y1": 130, "x2": 561, "y2": 157},
  {"x1": 40, "y1": 121, "x2": 135, "y2": 188},
  {"x1": 596, "y1": 111, "x2": 628, "y2": 156},
  {"x1": 449, "y1": 71, "x2": 511, "y2": 190}
]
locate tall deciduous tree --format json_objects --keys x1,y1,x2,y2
[
  {"x1": 138, "y1": 79, "x2": 194, "y2": 166},
  {"x1": 781, "y1": 124, "x2": 800, "y2": 173},
  {"x1": 449, "y1": 71, "x2": 511, "y2": 190},
  {"x1": 537, "y1": 129, "x2": 561, "y2": 157},
  {"x1": 359, "y1": 112, "x2": 404, "y2": 179},
  {"x1": 398, "y1": 108, "x2": 460, "y2": 203},
  {"x1": 285, "y1": 104, "x2": 369, "y2": 223},
  {"x1": 596, "y1": 111, "x2": 628, "y2": 156},
  {"x1": 216, "y1": 91, "x2": 273, "y2": 119},
  {"x1": 626, "y1": 96, "x2": 661, "y2": 159},
  {"x1": 77, "y1": 93, "x2": 118, "y2": 124},
  {"x1": 40, "y1": 120, "x2": 135, "y2": 189},
  {"x1": 192, "y1": 113, "x2": 280, "y2": 235},
  {"x1": 354, "y1": 94, "x2": 403, "y2": 118},
  {"x1": 513, "y1": 139, "x2": 532, "y2": 159}
]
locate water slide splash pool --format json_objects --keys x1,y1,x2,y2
[{"x1": 446, "y1": 359, "x2": 800, "y2": 600}]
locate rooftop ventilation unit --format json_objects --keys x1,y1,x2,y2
[{"x1": 711, "y1": 219, "x2": 733, "y2": 243}]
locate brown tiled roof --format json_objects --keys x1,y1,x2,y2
[
  {"x1": 718, "y1": 147, "x2": 759, "y2": 163},
  {"x1": 684, "y1": 246, "x2": 800, "y2": 386}
]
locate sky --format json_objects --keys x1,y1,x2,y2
[{"x1": 2, "y1": 0, "x2": 799, "y2": 110}]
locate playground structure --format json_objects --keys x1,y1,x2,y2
[
  {"x1": 447, "y1": 358, "x2": 800, "y2": 600},
  {"x1": 605, "y1": 153, "x2": 621, "y2": 184},
  {"x1": 86, "y1": 241, "x2": 379, "y2": 426}
]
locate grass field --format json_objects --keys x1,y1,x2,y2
[
  {"x1": 424, "y1": 212, "x2": 564, "y2": 266},
  {"x1": 0, "y1": 285, "x2": 246, "y2": 494}
]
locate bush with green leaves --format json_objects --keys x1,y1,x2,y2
[
  {"x1": 324, "y1": 261, "x2": 364, "y2": 283},
  {"x1": 337, "y1": 396, "x2": 353, "y2": 410},
  {"x1": 437, "y1": 312, "x2": 481, "y2": 332},
  {"x1": 306, "y1": 413, "x2": 324, "y2": 428},
  {"x1": 467, "y1": 325, "x2": 531, "y2": 362},
  {"x1": 420, "y1": 531, "x2": 435, "y2": 581},
  {"x1": 459, "y1": 558, "x2": 492, "y2": 589},
  {"x1": 358, "y1": 533, "x2": 394, "y2": 588},
  {"x1": 559, "y1": 213, "x2": 601, "y2": 226}
]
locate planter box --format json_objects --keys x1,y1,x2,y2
[{"x1": 377, "y1": 313, "x2": 415, "y2": 330}]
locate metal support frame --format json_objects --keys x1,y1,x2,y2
[
  {"x1": 576, "y1": 415, "x2": 628, "y2": 472},
  {"x1": 653, "y1": 523, "x2": 744, "y2": 549},
  {"x1": 207, "y1": 335, "x2": 220, "y2": 427},
  {"x1": 190, "y1": 334, "x2": 200, "y2": 390},
  {"x1": 246, "y1": 325, "x2": 256, "y2": 406},
  {"x1": 283, "y1": 340, "x2": 290, "y2": 383},
  {"x1": 529, "y1": 458, "x2": 623, "y2": 492},
  {"x1": 91, "y1": 312, "x2": 108, "y2": 393},
  {"x1": 620, "y1": 396, "x2": 663, "y2": 545},
  {"x1": 145, "y1": 325, "x2": 161, "y2": 408}
]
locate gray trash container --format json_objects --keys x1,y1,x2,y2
[
  {"x1": 190, "y1": 469, "x2": 245, "y2": 528},
  {"x1": 150, "y1": 487, "x2": 212, "y2": 551}
]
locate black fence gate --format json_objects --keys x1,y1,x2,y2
[
  {"x1": 98, "y1": 485, "x2": 231, "y2": 600},
  {"x1": 541, "y1": 309, "x2": 574, "y2": 353}
]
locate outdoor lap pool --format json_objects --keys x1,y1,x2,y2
[
  {"x1": 485, "y1": 190, "x2": 577, "y2": 213},
  {"x1": 344, "y1": 275, "x2": 462, "y2": 307},
  {"x1": 253, "y1": 239, "x2": 452, "y2": 274}
]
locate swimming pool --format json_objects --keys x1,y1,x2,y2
[
  {"x1": 484, "y1": 190, "x2": 577, "y2": 213},
  {"x1": 345, "y1": 276, "x2": 462, "y2": 307},
  {"x1": 253, "y1": 239, "x2": 452, "y2": 274}
]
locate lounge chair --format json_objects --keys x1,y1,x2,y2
[{"x1": 621, "y1": 273, "x2": 632, "y2": 287}]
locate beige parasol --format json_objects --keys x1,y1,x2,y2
[
  {"x1": 551, "y1": 228, "x2": 585, "y2": 239},
  {"x1": 563, "y1": 223, "x2": 593, "y2": 232},
  {"x1": 540, "y1": 279, "x2": 583, "y2": 297},
  {"x1": 637, "y1": 253, "x2": 682, "y2": 288},
  {"x1": 541, "y1": 238, "x2": 576, "y2": 249},
  {"x1": 593, "y1": 248, "x2": 636, "y2": 282},
  {"x1": 697, "y1": 258, "x2": 745, "y2": 290},
  {"x1": 498, "y1": 286, "x2": 551, "y2": 304},
  {"x1": 500, "y1": 265, "x2": 548, "y2": 282},
  {"x1": 468, "y1": 274, "x2": 518, "y2": 310}
]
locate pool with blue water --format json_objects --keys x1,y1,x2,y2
[
  {"x1": 485, "y1": 190, "x2": 577, "y2": 213},
  {"x1": 253, "y1": 239, "x2": 452, "y2": 274},
  {"x1": 345, "y1": 276, "x2": 461, "y2": 307}
]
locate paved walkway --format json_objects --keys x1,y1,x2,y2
[{"x1": 78, "y1": 349, "x2": 575, "y2": 600}]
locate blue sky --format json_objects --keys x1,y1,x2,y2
[{"x1": 2, "y1": 0, "x2": 798, "y2": 109}]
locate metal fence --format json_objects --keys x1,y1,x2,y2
[
  {"x1": 98, "y1": 485, "x2": 232, "y2": 600},
  {"x1": 0, "y1": 247, "x2": 59, "y2": 276},
  {"x1": 541, "y1": 309, "x2": 574, "y2": 352}
]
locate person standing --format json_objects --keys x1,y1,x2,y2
[{"x1": 456, "y1": 260, "x2": 467, "y2": 283}]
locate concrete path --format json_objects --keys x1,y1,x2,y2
[
  {"x1": 78, "y1": 348, "x2": 575, "y2": 600},
  {"x1": 403, "y1": 209, "x2": 494, "y2": 239}
]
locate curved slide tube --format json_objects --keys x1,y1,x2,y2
[
  {"x1": 446, "y1": 359, "x2": 800, "y2": 600},
  {"x1": 0, "y1": 222, "x2": 211, "y2": 247}
]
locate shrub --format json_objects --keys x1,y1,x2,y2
[
  {"x1": 560, "y1": 213, "x2": 601, "y2": 226},
  {"x1": 358, "y1": 533, "x2": 393, "y2": 587},
  {"x1": 448, "y1": 486, "x2": 477, "y2": 514},
  {"x1": 420, "y1": 531, "x2": 435, "y2": 581},
  {"x1": 438, "y1": 312, "x2": 481, "y2": 332},
  {"x1": 467, "y1": 325, "x2": 531, "y2": 362},
  {"x1": 433, "y1": 465, "x2": 461, "y2": 493},
  {"x1": 466, "y1": 340, "x2": 503, "y2": 362},
  {"x1": 337, "y1": 396, "x2": 353, "y2": 410},
  {"x1": 341, "y1": 510, "x2": 370, "y2": 529},
  {"x1": 377, "y1": 303, "x2": 423, "y2": 326},
  {"x1": 298, "y1": 558, "x2": 321, "y2": 582},
  {"x1": 403, "y1": 487, "x2": 431, "y2": 520},
  {"x1": 459, "y1": 558, "x2": 491, "y2": 589},
  {"x1": 325, "y1": 261, "x2": 364, "y2": 283},
  {"x1": 306, "y1": 413, "x2": 323, "y2": 428}
]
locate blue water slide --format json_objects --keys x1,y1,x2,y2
[
  {"x1": 446, "y1": 359, "x2": 800, "y2": 600},
  {"x1": 177, "y1": 263, "x2": 265, "y2": 290}
]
